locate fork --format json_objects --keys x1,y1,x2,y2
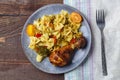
[{"x1": 96, "y1": 10, "x2": 108, "y2": 76}]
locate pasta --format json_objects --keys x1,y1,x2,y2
[{"x1": 27, "y1": 10, "x2": 83, "y2": 62}]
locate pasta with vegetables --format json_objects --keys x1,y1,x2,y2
[{"x1": 26, "y1": 10, "x2": 83, "y2": 62}]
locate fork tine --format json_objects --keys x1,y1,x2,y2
[
  {"x1": 100, "y1": 10, "x2": 103, "y2": 23},
  {"x1": 96, "y1": 10, "x2": 99, "y2": 22},
  {"x1": 101, "y1": 10, "x2": 105, "y2": 23},
  {"x1": 101, "y1": 10, "x2": 103, "y2": 22},
  {"x1": 98, "y1": 10, "x2": 101, "y2": 22},
  {"x1": 102, "y1": 10, "x2": 105, "y2": 23}
]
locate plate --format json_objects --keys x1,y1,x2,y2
[{"x1": 21, "y1": 4, "x2": 91, "y2": 74}]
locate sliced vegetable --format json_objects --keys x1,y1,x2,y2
[
  {"x1": 34, "y1": 46, "x2": 50, "y2": 62},
  {"x1": 35, "y1": 33, "x2": 42, "y2": 38},
  {"x1": 70, "y1": 38, "x2": 76, "y2": 44},
  {"x1": 70, "y1": 12, "x2": 83, "y2": 23},
  {"x1": 35, "y1": 46, "x2": 50, "y2": 55},
  {"x1": 26, "y1": 24, "x2": 35, "y2": 36}
]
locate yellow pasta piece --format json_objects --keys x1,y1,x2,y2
[
  {"x1": 65, "y1": 32, "x2": 73, "y2": 42},
  {"x1": 54, "y1": 23, "x2": 64, "y2": 31},
  {"x1": 61, "y1": 41, "x2": 68, "y2": 47},
  {"x1": 46, "y1": 38, "x2": 54, "y2": 49},
  {"x1": 52, "y1": 31, "x2": 60, "y2": 39},
  {"x1": 40, "y1": 33, "x2": 49, "y2": 42}
]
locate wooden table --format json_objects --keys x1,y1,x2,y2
[{"x1": 0, "y1": 0, "x2": 64, "y2": 80}]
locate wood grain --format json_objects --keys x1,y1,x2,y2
[
  {"x1": 0, "y1": 63, "x2": 63, "y2": 80},
  {"x1": 0, "y1": 0, "x2": 64, "y2": 80},
  {"x1": 0, "y1": 0, "x2": 63, "y2": 15},
  {"x1": 0, "y1": 16, "x2": 28, "y2": 61}
]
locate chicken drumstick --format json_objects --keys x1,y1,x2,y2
[{"x1": 49, "y1": 36, "x2": 86, "y2": 67}]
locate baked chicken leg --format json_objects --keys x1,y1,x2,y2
[{"x1": 49, "y1": 36, "x2": 86, "y2": 66}]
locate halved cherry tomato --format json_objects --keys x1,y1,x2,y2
[
  {"x1": 70, "y1": 38, "x2": 76, "y2": 44},
  {"x1": 70, "y1": 12, "x2": 83, "y2": 23},
  {"x1": 35, "y1": 33, "x2": 42, "y2": 38},
  {"x1": 26, "y1": 24, "x2": 35, "y2": 36}
]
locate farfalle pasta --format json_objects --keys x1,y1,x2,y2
[{"x1": 26, "y1": 10, "x2": 83, "y2": 62}]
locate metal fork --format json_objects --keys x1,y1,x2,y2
[{"x1": 96, "y1": 10, "x2": 108, "y2": 76}]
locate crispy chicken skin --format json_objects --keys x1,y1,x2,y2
[
  {"x1": 49, "y1": 45, "x2": 73, "y2": 66},
  {"x1": 49, "y1": 36, "x2": 87, "y2": 67}
]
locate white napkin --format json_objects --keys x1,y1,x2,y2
[{"x1": 64, "y1": 0, "x2": 120, "y2": 80}]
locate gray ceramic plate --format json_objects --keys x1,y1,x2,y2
[{"x1": 21, "y1": 4, "x2": 91, "y2": 74}]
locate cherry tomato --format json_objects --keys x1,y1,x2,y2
[
  {"x1": 70, "y1": 38, "x2": 76, "y2": 44},
  {"x1": 35, "y1": 33, "x2": 42, "y2": 38}
]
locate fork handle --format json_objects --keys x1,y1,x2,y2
[{"x1": 101, "y1": 32, "x2": 108, "y2": 76}]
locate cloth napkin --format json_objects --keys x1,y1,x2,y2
[{"x1": 64, "y1": 0, "x2": 120, "y2": 80}]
